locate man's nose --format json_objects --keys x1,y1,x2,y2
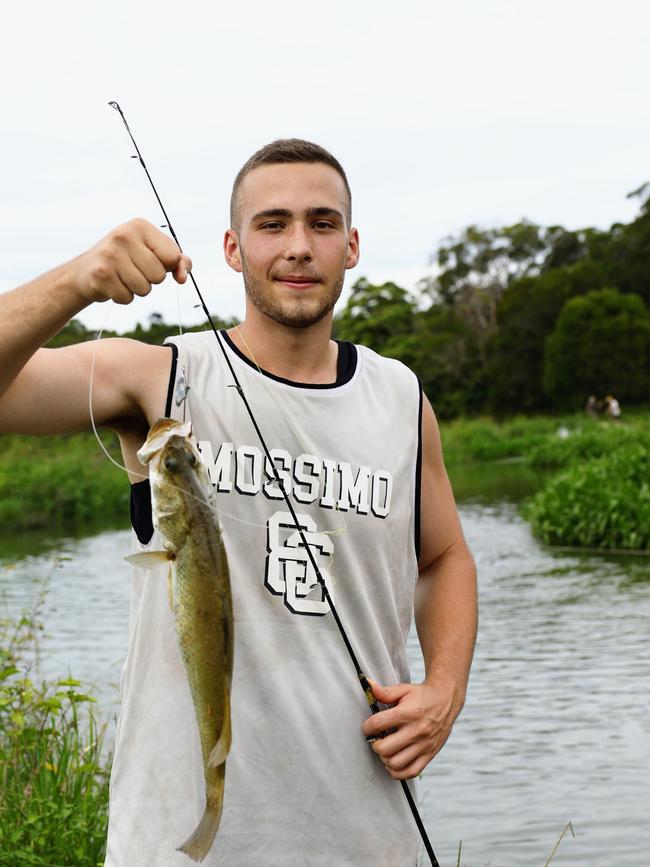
[{"x1": 283, "y1": 224, "x2": 313, "y2": 261}]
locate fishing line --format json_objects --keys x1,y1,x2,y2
[
  {"x1": 109, "y1": 100, "x2": 439, "y2": 867},
  {"x1": 87, "y1": 302, "x2": 269, "y2": 531},
  {"x1": 88, "y1": 300, "x2": 147, "y2": 481}
]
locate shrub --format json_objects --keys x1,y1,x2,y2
[
  {"x1": 0, "y1": 603, "x2": 110, "y2": 865},
  {"x1": 526, "y1": 423, "x2": 644, "y2": 470},
  {"x1": 524, "y1": 441, "x2": 650, "y2": 549}
]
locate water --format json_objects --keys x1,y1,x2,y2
[{"x1": 1, "y1": 464, "x2": 649, "y2": 865}]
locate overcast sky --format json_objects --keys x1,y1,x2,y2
[{"x1": 2, "y1": 0, "x2": 649, "y2": 332}]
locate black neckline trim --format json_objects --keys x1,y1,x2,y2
[{"x1": 219, "y1": 330, "x2": 357, "y2": 389}]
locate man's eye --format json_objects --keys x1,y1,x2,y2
[
  {"x1": 313, "y1": 221, "x2": 334, "y2": 230},
  {"x1": 261, "y1": 222, "x2": 283, "y2": 230}
]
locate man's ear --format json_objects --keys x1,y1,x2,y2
[
  {"x1": 345, "y1": 228, "x2": 360, "y2": 270},
  {"x1": 224, "y1": 229, "x2": 243, "y2": 273}
]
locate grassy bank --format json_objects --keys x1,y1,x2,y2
[
  {"x1": 0, "y1": 432, "x2": 130, "y2": 534},
  {"x1": 0, "y1": 602, "x2": 110, "y2": 865},
  {"x1": 440, "y1": 412, "x2": 650, "y2": 550}
]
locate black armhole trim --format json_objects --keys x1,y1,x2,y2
[
  {"x1": 129, "y1": 342, "x2": 177, "y2": 548},
  {"x1": 164, "y1": 342, "x2": 179, "y2": 417},
  {"x1": 415, "y1": 377, "x2": 423, "y2": 562},
  {"x1": 130, "y1": 480, "x2": 154, "y2": 546}
]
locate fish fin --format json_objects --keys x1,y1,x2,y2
[
  {"x1": 124, "y1": 551, "x2": 170, "y2": 570},
  {"x1": 208, "y1": 687, "x2": 232, "y2": 768},
  {"x1": 177, "y1": 796, "x2": 223, "y2": 862}
]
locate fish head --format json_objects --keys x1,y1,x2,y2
[{"x1": 138, "y1": 418, "x2": 214, "y2": 549}]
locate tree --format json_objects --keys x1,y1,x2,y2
[
  {"x1": 543, "y1": 288, "x2": 650, "y2": 408},
  {"x1": 334, "y1": 278, "x2": 416, "y2": 352},
  {"x1": 487, "y1": 260, "x2": 607, "y2": 414},
  {"x1": 422, "y1": 221, "x2": 590, "y2": 371}
]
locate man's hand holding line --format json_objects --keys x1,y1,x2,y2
[{"x1": 68, "y1": 218, "x2": 192, "y2": 307}]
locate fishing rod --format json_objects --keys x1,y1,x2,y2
[{"x1": 108, "y1": 100, "x2": 439, "y2": 867}]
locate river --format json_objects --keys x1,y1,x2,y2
[{"x1": 1, "y1": 461, "x2": 649, "y2": 866}]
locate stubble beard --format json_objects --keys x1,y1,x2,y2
[{"x1": 241, "y1": 257, "x2": 345, "y2": 329}]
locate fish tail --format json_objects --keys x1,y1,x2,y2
[{"x1": 177, "y1": 794, "x2": 223, "y2": 863}]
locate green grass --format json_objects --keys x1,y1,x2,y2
[
  {"x1": 440, "y1": 414, "x2": 578, "y2": 465},
  {"x1": 0, "y1": 432, "x2": 130, "y2": 533},
  {"x1": 524, "y1": 440, "x2": 650, "y2": 550},
  {"x1": 0, "y1": 599, "x2": 110, "y2": 865},
  {"x1": 439, "y1": 412, "x2": 650, "y2": 550}
]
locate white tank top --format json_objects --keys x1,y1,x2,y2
[{"x1": 105, "y1": 330, "x2": 426, "y2": 866}]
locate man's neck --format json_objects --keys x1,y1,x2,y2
[{"x1": 227, "y1": 316, "x2": 339, "y2": 384}]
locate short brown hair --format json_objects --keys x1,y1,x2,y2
[{"x1": 230, "y1": 138, "x2": 352, "y2": 230}]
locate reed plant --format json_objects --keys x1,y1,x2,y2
[{"x1": 0, "y1": 601, "x2": 110, "y2": 865}]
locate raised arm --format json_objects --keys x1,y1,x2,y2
[
  {"x1": 362, "y1": 395, "x2": 478, "y2": 779},
  {"x1": 0, "y1": 219, "x2": 191, "y2": 438}
]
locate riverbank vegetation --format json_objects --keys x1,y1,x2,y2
[
  {"x1": 0, "y1": 432, "x2": 128, "y2": 533},
  {"x1": 0, "y1": 603, "x2": 110, "y2": 865},
  {"x1": 442, "y1": 413, "x2": 650, "y2": 550}
]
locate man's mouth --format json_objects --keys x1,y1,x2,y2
[{"x1": 273, "y1": 274, "x2": 322, "y2": 289}]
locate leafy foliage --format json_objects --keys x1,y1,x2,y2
[
  {"x1": 543, "y1": 289, "x2": 650, "y2": 408},
  {"x1": 46, "y1": 311, "x2": 229, "y2": 349},
  {"x1": 487, "y1": 260, "x2": 607, "y2": 414},
  {"x1": 0, "y1": 433, "x2": 129, "y2": 532},
  {"x1": 524, "y1": 439, "x2": 650, "y2": 550},
  {"x1": 526, "y1": 422, "x2": 645, "y2": 470},
  {"x1": 0, "y1": 604, "x2": 110, "y2": 865}
]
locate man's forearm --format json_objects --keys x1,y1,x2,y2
[
  {"x1": 414, "y1": 540, "x2": 478, "y2": 708},
  {"x1": 0, "y1": 261, "x2": 87, "y2": 396}
]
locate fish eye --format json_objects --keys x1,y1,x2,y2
[{"x1": 164, "y1": 456, "x2": 178, "y2": 472}]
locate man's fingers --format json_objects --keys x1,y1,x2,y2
[
  {"x1": 380, "y1": 741, "x2": 424, "y2": 773},
  {"x1": 172, "y1": 254, "x2": 192, "y2": 284},
  {"x1": 385, "y1": 755, "x2": 429, "y2": 781},
  {"x1": 116, "y1": 262, "x2": 153, "y2": 299},
  {"x1": 131, "y1": 244, "x2": 169, "y2": 286},
  {"x1": 370, "y1": 724, "x2": 416, "y2": 758},
  {"x1": 362, "y1": 705, "x2": 400, "y2": 738},
  {"x1": 139, "y1": 220, "x2": 187, "y2": 274},
  {"x1": 368, "y1": 679, "x2": 412, "y2": 705},
  {"x1": 112, "y1": 273, "x2": 136, "y2": 306}
]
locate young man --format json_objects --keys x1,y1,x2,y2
[{"x1": 0, "y1": 140, "x2": 477, "y2": 865}]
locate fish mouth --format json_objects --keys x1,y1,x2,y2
[{"x1": 138, "y1": 418, "x2": 193, "y2": 465}]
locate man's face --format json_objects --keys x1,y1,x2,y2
[{"x1": 224, "y1": 162, "x2": 359, "y2": 329}]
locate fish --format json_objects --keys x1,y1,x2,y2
[{"x1": 126, "y1": 417, "x2": 234, "y2": 862}]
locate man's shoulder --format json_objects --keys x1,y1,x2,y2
[{"x1": 355, "y1": 342, "x2": 420, "y2": 385}]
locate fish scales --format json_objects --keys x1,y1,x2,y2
[{"x1": 132, "y1": 417, "x2": 233, "y2": 863}]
